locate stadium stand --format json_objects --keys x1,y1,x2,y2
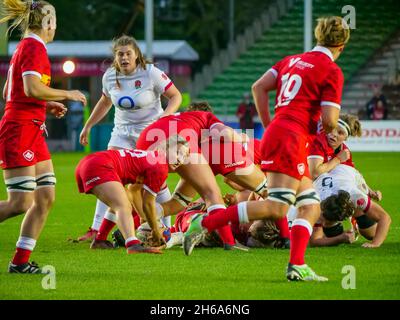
[{"x1": 197, "y1": 0, "x2": 400, "y2": 116}]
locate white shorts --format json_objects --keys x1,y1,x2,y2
[{"x1": 108, "y1": 123, "x2": 151, "y2": 150}]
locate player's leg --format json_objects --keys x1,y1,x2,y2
[
  {"x1": 286, "y1": 176, "x2": 327, "y2": 281},
  {"x1": 91, "y1": 181, "x2": 161, "y2": 254},
  {"x1": 0, "y1": 166, "x2": 36, "y2": 223},
  {"x1": 9, "y1": 160, "x2": 56, "y2": 274}
]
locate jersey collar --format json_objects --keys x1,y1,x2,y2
[
  {"x1": 25, "y1": 33, "x2": 47, "y2": 51},
  {"x1": 311, "y1": 46, "x2": 334, "y2": 61}
]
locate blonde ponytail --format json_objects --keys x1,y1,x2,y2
[{"x1": 314, "y1": 16, "x2": 350, "y2": 47}]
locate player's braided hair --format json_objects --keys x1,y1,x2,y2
[
  {"x1": 187, "y1": 101, "x2": 213, "y2": 113},
  {"x1": 339, "y1": 113, "x2": 362, "y2": 137},
  {"x1": 315, "y1": 16, "x2": 350, "y2": 48},
  {"x1": 321, "y1": 190, "x2": 355, "y2": 222},
  {"x1": 112, "y1": 35, "x2": 151, "y2": 88},
  {"x1": 0, "y1": 0, "x2": 53, "y2": 37}
]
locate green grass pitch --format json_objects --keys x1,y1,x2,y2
[{"x1": 0, "y1": 152, "x2": 399, "y2": 300}]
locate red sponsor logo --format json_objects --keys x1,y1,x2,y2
[
  {"x1": 362, "y1": 128, "x2": 400, "y2": 138},
  {"x1": 135, "y1": 80, "x2": 142, "y2": 89},
  {"x1": 23, "y1": 150, "x2": 35, "y2": 162}
]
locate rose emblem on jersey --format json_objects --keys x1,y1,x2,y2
[
  {"x1": 297, "y1": 163, "x2": 305, "y2": 175},
  {"x1": 357, "y1": 198, "x2": 365, "y2": 208},
  {"x1": 135, "y1": 80, "x2": 142, "y2": 89},
  {"x1": 161, "y1": 73, "x2": 168, "y2": 80},
  {"x1": 23, "y1": 150, "x2": 35, "y2": 162}
]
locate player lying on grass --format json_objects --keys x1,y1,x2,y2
[
  {"x1": 310, "y1": 164, "x2": 391, "y2": 248},
  {"x1": 75, "y1": 135, "x2": 189, "y2": 254},
  {"x1": 306, "y1": 113, "x2": 390, "y2": 247},
  {"x1": 136, "y1": 102, "x2": 268, "y2": 249}
]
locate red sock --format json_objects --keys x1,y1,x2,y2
[
  {"x1": 12, "y1": 248, "x2": 32, "y2": 265},
  {"x1": 96, "y1": 218, "x2": 116, "y2": 241},
  {"x1": 202, "y1": 206, "x2": 239, "y2": 233},
  {"x1": 275, "y1": 216, "x2": 290, "y2": 239},
  {"x1": 289, "y1": 225, "x2": 311, "y2": 265},
  {"x1": 216, "y1": 225, "x2": 235, "y2": 245},
  {"x1": 132, "y1": 210, "x2": 141, "y2": 230}
]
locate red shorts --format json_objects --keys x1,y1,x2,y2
[
  {"x1": 174, "y1": 209, "x2": 202, "y2": 233},
  {"x1": 75, "y1": 153, "x2": 121, "y2": 194},
  {"x1": 260, "y1": 124, "x2": 310, "y2": 180},
  {"x1": 136, "y1": 117, "x2": 201, "y2": 153},
  {"x1": 202, "y1": 141, "x2": 249, "y2": 176},
  {"x1": 0, "y1": 119, "x2": 51, "y2": 170}
]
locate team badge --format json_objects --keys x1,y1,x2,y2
[
  {"x1": 297, "y1": 163, "x2": 305, "y2": 175},
  {"x1": 357, "y1": 198, "x2": 365, "y2": 208},
  {"x1": 23, "y1": 150, "x2": 35, "y2": 162},
  {"x1": 135, "y1": 80, "x2": 142, "y2": 89},
  {"x1": 161, "y1": 73, "x2": 168, "y2": 80}
]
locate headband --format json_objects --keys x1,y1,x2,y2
[{"x1": 337, "y1": 119, "x2": 351, "y2": 137}]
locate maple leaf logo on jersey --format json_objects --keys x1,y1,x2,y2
[
  {"x1": 135, "y1": 80, "x2": 142, "y2": 89},
  {"x1": 23, "y1": 150, "x2": 35, "y2": 162}
]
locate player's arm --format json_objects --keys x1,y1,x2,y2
[
  {"x1": 309, "y1": 226, "x2": 354, "y2": 247},
  {"x1": 252, "y1": 70, "x2": 277, "y2": 128},
  {"x1": 79, "y1": 95, "x2": 113, "y2": 146},
  {"x1": 126, "y1": 184, "x2": 146, "y2": 221},
  {"x1": 142, "y1": 189, "x2": 164, "y2": 244},
  {"x1": 161, "y1": 84, "x2": 182, "y2": 117},
  {"x1": 321, "y1": 106, "x2": 340, "y2": 133},
  {"x1": 308, "y1": 150, "x2": 350, "y2": 180},
  {"x1": 23, "y1": 75, "x2": 86, "y2": 104},
  {"x1": 362, "y1": 201, "x2": 391, "y2": 248}
]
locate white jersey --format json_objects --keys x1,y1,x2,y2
[
  {"x1": 314, "y1": 164, "x2": 370, "y2": 212},
  {"x1": 102, "y1": 64, "x2": 172, "y2": 126}
]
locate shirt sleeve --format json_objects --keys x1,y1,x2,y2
[
  {"x1": 102, "y1": 70, "x2": 111, "y2": 98},
  {"x1": 307, "y1": 138, "x2": 325, "y2": 161},
  {"x1": 20, "y1": 43, "x2": 47, "y2": 79},
  {"x1": 207, "y1": 113, "x2": 223, "y2": 130},
  {"x1": 320, "y1": 67, "x2": 344, "y2": 110},
  {"x1": 142, "y1": 165, "x2": 168, "y2": 196},
  {"x1": 149, "y1": 65, "x2": 173, "y2": 95},
  {"x1": 350, "y1": 188, "x2": 371, "y2": 213}
]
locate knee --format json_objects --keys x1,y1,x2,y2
[
  {"x1": 36, "y1": 191, "x2": 56, "y2": 211},
  {"x1": 10, "y1": 198, "x2": 33, "y2": 215}
]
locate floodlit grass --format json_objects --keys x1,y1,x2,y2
[{"x1": 0, "y1": 152, "x2": 399, "y2": 300}]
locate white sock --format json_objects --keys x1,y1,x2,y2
[
  {"x1": 16, "y1": 236, "x2": 36, "y2": 251},
  {"x1": 91, "y1": 200, "x2": 109, "y2": 231},
  {"x1": 156, "y1": 187, "x2": 172, "y2": 227}
]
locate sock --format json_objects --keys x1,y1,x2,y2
[
  {"x1": 125, "y1": 236, "x2": 141, "y2": 248},
  {"x1": 12, "y1": 237, "x2": 36, "y2": 265},
  {"x1": 95, "y1": 212, "x2": 117, "y2": 241},
  {"x1": 216, "y1": 225, "x2": 235, "y2": 245},
  {"x1": 91, "y1": 200, "x2": 109, "y2": 231},
  {"x1": 289, "y1": 219, "x2": 313, "y2": 266},
  {"x1": 275, "y1": 216, "x2": 290, "y2": 239},
  {"x1": 132, "y1": 210, "x2": 141, "y2": 230},
  {"x1": 202, "y1": 204, "x2": 242, "y2": 233},
  {"x1": 156, "y1": 188, "x2": 172, "y2": 228}
]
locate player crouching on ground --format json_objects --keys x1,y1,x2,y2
[{"x1": 75, "y1": 135, "x2": 189, "y2": 254}]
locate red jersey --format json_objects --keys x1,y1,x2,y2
[
  {"x1": 76, "y1": 149, "x2": 168, "y2": 195},
  {"x1": 246, "y1": 138, "x2": 262, "y2": 165},
  {"x1": 270, "y1": 46, "x2": 344, "y2": 136},
  {"x1": 308, "y1": 133, "x2": 354, "y2": 168},
  {"x1": 3, "y1": 34, "x2": 51, "y2": 122}
]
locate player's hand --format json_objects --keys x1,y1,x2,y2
[
  {"x1": 342, "y1": 231, "x2": 356, "y2": 243},
  {"x1": 79, "y1": 127, "x2": 90, "y2": 146},
  {"x1": 223, "y1": 193, "x2": 237, "y2": 206},
  {"x1": 336, "y1": 149, "x2": 351, "y2": 163},
  {"x1": 362, "y1": 242, "x2": 380, "y2": 248},
  {"x1": 369, "y1": 190, "x2": 382, "y2": 201},
  {"x1": 149, "y1": 229, "x2": 166, "y2": 247},
  {"x1": 47, "y1": 101, "x2": 67, "y2": 118},
  {"x1": 67, "y1": 90, "x2": 87, "y2": 106}
]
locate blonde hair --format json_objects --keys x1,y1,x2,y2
[
  {"x1": 0, "y1": 0, "x2": 53, "y2": 37},
  {"x1": 187, "y1": 101, "x2": 213, "y2": 113},
  {"x1": 340, "y1": 113, "x2": 362, "y2": 137},
  {"x1": 111, "y1": 35, "x2": 150, "y2": 88},
  {"x1": 314, "y1": 16, "x2": 350, "y2": 47}
]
